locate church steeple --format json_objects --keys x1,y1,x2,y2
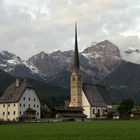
[
  {"x1": 70, "y1": 23, "x2": 83, "y2": 107},
  {"x1": 73, "y1": 23, "x2": 80, "y2": 73}
]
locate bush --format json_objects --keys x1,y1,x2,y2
[{"x1": 117, "y1": 98, "x2": 134, "y2": 116}]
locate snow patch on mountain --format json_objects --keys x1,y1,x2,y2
[
  {"x1": 82, "y1": 52, "x2": 101, "y2": 59},
  {"x1": 25, "y1": 62, "x2": 39, "y2": 74},
  {"x1": 0, "y1": 51, "x2": 39, "y2": 74}
]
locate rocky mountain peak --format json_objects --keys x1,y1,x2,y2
[
  {"x1": 0, "y1": 51, "x2": 40, "y2": 79},
  {"x1": 39, "y1": 51, "x2": 47, "y2": 59},
  {"x1": 0, "y1": 51, "x2": 22, "y2": 67},
  {"x1": 83, "y1": 40, "x2": 120, "y2": 55},
  {"x1": 0, "y1": 51, "x2": 21, "y2": 61},
  {"x1": 81, "y1": 40, "x2": 122, "y2": 80}
]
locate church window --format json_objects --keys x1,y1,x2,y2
[
  {"x1": 29, "y1": 97, "x2": 30, "y2": 101},
  {"x1": 13, "y1": 111, "x2": 16, "y2": 115},
  {"x1": 34, "y1": 98, "x2": 35, "y2": 101},
  {"x1": 13, "y1": 104, "x2": 15, "y2": 107},
  {"x1": 3, "y1": 112, "x2": 5, "y2": 115},
  {"x1": 72, "y1": 77, "x2": 75, "y2": 81},
  {"x1": 20, "y1": 104, "x2": 21, "y2": 107},
  {"x1": 34, "y1": 105, "x2": 35, "y2": 108},
  {"x1": 93, "y1": 109, "x2": 95, "y2": 114},
  {"x1": 8, "y1": 111, "x2": 10, "y2": 115}
]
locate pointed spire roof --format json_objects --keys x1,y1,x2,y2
[{"x1": 73, "y1": 23, "x2": 80, "y2": 73}]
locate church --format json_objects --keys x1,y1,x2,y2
[{"x1": 69, "y1": 24, "x2": 111, "y2": 118}]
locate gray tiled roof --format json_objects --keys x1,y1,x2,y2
[
  {"x1": 0, "y1": 79, "x2": 34, "y2": 103},
  {"x1": 83, "y1": 83, "x2": 108, "y2": 107},
  {"x1": 95, "y1": 84, "x2": 111, "y2": 105}
]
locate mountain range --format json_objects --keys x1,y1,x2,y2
[
  {"x1": 0, "y1": 40, "x2": 140, "y2": 104},
  {"x1": 0, "y1": 40, "x2": 122, "y2": 85}
]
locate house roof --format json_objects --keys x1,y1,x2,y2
[
  {"x1": 53, "y1": 106, "x2": 87, "y2": 118},
  {"x1": 0, "y1": 79, "x2": 34, "y2": 103},
  {"x1": 60, "y1": 113, "x2": 86, "y2": 118},
  {"x1": 83, "y1": 83, "x2": 109, "y2": 107},
  {"x1": 53, "y1": 106, "x2": 83, "y2": 112},
  {"x1": 94, "y1": 84, "x2": 111, "y2": 105}
]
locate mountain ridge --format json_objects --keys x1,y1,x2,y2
[{"x1": 0, "y1": 40, "x2": 122, "y2": 86}]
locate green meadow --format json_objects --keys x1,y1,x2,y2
[{"x1": 0, "y1": 120, "x2": 140, "y2": 140}]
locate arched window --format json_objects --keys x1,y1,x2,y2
[{"x1": 93, "y1": 109, "x2": 95, "y2": 114}]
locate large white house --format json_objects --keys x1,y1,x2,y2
[
  {"x1": 0, "y1": 79, "x2": 41, "y2": 121},
  {"x1": 70, "y1": 24, "x2": 111, "y2": 118}
]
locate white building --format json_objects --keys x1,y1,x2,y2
[
  {"x1": 82, "y1": 84, "x2": 110, "y2": 118},
  {"x1": 0, "y1": 79, "x2": 41, "y2": 121},
  {"x1": 70, "y1": 24, "x2": 111, "y2": 118}
]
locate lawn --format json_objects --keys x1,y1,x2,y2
[{"x1": 0, "y1": 120, "x2": 140, "y2": 140}]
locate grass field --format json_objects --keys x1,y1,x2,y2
[{"x1": 0, "y1": 120, "x2": 140, "y2": 140}]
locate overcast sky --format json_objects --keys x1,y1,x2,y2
[{"x1": 0, "y1": 0, "x2": 140, "y2": 61}]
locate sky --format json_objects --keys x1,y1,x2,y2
[{"x1": 0, "y1": 0, "x2": 140, "y2": 62}]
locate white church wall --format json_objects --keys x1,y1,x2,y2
[{"x1": 82, "y1": 90, "x2": 91, "y2": 118}]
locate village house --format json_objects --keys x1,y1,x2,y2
[{"x1": 0, "y1": 79, "x2": 41, "y2": 121}]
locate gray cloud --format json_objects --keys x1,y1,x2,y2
[{"x1": 0, "y1": 0, "x2": 140, "y2": 61}]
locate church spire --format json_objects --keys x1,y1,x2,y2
[
  {"x1": 70, "y1": 23, "x2": 83, "y2": 107},
  {"x1": 73, "y1": 23, "x2": 80, "y2": 73}
]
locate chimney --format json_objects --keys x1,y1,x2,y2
[{"x1": 15, "y1": 78, "x2": 20, "y2": 87}]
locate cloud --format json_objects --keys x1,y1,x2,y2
[
  {"x1": 110, "y1": 35, "x2": 140, "y2": 63},
  {"x1": 0, "y1": 0, "x2": 140, "y2": 61}
]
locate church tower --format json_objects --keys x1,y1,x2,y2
[{"x1": 70, "y1": 23, "x2": 83, "y2": 107}]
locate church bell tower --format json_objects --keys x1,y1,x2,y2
[{"x1": 70, "y1": 23, "x2": 83, "y2": 107}]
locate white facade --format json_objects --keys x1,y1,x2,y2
[
  {"x1": 82, "y1": 90, "x2": 107, "y2": 118},
  {"x1": 0, "y1": 88, "x2": 40, "y2": 121}
]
